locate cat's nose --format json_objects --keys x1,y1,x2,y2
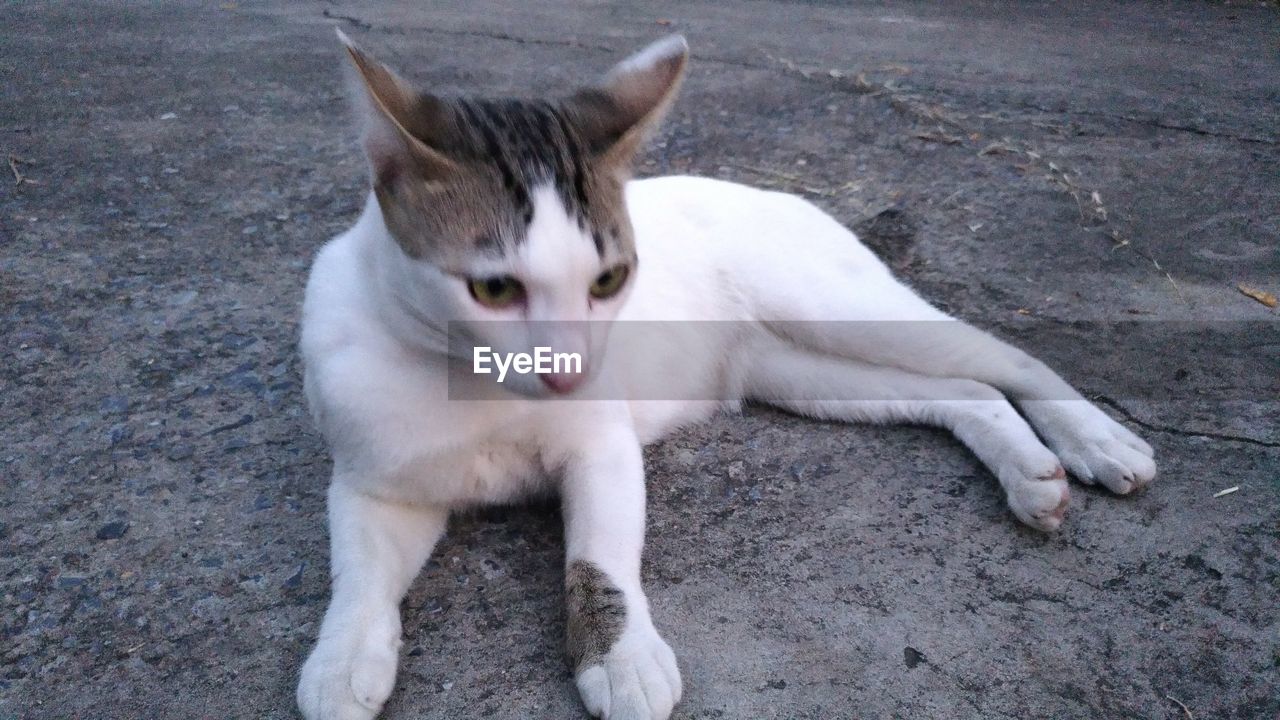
[{"x1": 540, "y1": 371, "x2": 585, "y2": 395}]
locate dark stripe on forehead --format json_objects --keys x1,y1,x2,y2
[
  {"x1": 458, "y1": 100, "x2": 513, "y2": 186},
  {"x1": 433, "y1": 96, "x2": 627, "y2": 257},
  {"x1": 460, "y1": 99, "x2": 533, "y2": 227},
  {"x1": 534, "y1": 102, "x2": 595, "y2": 242},
  {"x1": 527, "y1": 103, "x2": 565, "y2": 165}
]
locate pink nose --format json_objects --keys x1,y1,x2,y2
[{"x1": 540, "y1": 371, "x2": 585, "y2": 395}]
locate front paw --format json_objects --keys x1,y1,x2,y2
[
  {"x1": 1023, "y1": 400, "x2": 1157, "y2": 494},
  {"x1": 575, "y1": 624, "x2": 683, "y2": 720},
  {"x1": 297, "y1": 618, "x2": 400, "y2": 720}
]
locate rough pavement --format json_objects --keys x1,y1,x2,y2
[{"x1": 2, "y1": 2, "x2": 1277, "y2": 718}]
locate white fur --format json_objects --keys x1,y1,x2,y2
[
  {"x1": 608, "y1": 34, "x2": 687, "y2": 81},
  {"x1": 296, "y1": 174, "x2": 1155, "y2": 720}
]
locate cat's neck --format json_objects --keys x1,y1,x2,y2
[{"x1": 352, "y1": 194, "x2": 454, "y2": 360}]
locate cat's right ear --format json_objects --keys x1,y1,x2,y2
[{"x1": 337, "y1": 29, "x2": 458, "y2": 188}]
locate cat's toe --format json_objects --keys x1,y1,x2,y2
[
  {"x1": 1060, "y1": 435, "x2": 1157, "y2": 495},
  {"x1": 575, "y1": 625, "x2": 681, "y2": 720},
  {"x1": 348, "y1": 645, "x2": 398, "y2": 710},
  {"x1": 298, "y1": 631, "x2": 399, "y2": 720},
  {"x1": 1004, "y1": 469, "x2": 1071, "y2": 532},
  {"x1": 1024, "y1": 401, "x2": 1157, "y2": 495},
  {"x1": 1112, "y1": 421, "x2": 1155, "y2": 458}
]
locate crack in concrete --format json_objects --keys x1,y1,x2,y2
[
  {"x1": 1011, "y1": 102, "x2": 1277, "y2": 146},
  {"x1": 415, "y1": 26, "x2": 616, "y2": 53},
  {"x1": 320, "y1": 9, "x2": 1277, "y2": 149},
  {"x1": 321, "y1": 8, "x2": 370, "y2": 30},
  {"x1": 1093, "y1": 395, "x2": 1279, "y2": 448},
  {"x1": 321, "y1": 11, "x2": 616, "y2": 53}
]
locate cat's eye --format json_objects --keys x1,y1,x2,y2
[
  {"x1": 589, "y1": 265, "x2": 630, "y2": 300},
  {"x1": 467, "y1": 275, "x2": 526, "y2": 309}
]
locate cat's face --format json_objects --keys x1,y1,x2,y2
[{"x1": 342, "y1": 32, "x2": 687, "y2": 397}]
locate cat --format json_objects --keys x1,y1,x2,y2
[{"x1": 296, "y1": 31, "x2": 1156, "y2": 720}]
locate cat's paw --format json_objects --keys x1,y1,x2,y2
[
  {"x1": 297, "y1": 620, "x2": 400, "y2": 720},
  {"x1": 575, "y1": 624, "x2": 682, "y2": 720},
  {"x1": 1022, "y1": 400, "x2": 1156, "y2": 495},
  {"x1": 1001, "y1": 463, "x2": 1071, "y2": 532}
]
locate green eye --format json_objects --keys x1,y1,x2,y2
[
  {"x1": 467, "y1": 275, "x2": 525, "y2": 308},
  {"x1": 589, "y1": 265, "x2": 630, "y2": 300}
]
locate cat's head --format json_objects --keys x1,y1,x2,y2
[{"x1": 340, "y1": 31, "x2": 687, "y2": 397}]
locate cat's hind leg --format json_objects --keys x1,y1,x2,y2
[
  {"x1": 744, "y1": 341, "x2": 1071, "y2": 531},
  {"x1": 298, "y1": 482, "x2": 448, "y2": 720},
  {"x1": 746, "y1": 255, "x2": 1155, "y2": 495}
]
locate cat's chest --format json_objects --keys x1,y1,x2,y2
[{"x1": 371, "y1": 427, "x2": 549, "y2": 507}]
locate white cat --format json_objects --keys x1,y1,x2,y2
[{"x1": 296, "y1": 31, "x2": 1156, "y2": 720}]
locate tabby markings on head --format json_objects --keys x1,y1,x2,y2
[
  {"x1": 343, "y1": 32, "x2": 686, "y2": 266},
  {"x1": 452, "y1": 97, "x2": 618, "y2": 255}
]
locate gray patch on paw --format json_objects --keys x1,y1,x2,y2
[{"x1": 566, "y1": 559, "x2": 627, "y2": 672}]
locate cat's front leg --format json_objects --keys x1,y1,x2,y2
[
  {"x1": 298, "y1": 481, "x2": 448, "y2": 720},
  {"x1": 560, "y1": 424, "x2": 681, "y2": 720}
]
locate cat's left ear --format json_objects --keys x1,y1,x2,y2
[
  {"x1": 566, "y1": 35, "x2": 689, "y2": 167},
  {"x1": 337, "y1": 29, "x2": 460, "y2": 189}
]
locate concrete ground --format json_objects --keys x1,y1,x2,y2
[{"x1": 2, "y1": 1, "x2": 1277, "y2": 718}]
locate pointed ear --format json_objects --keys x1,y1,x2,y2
[
  {"x1": 566, "y1": 35, "x2": 688, "y2": 167},
  {"x1": 337, "y1": 29, "x2": 459, "y2": 188}
]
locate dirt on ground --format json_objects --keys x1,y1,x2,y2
[{"x1": 2, "y1": 2, "x2": 1277, "y2": 719}]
